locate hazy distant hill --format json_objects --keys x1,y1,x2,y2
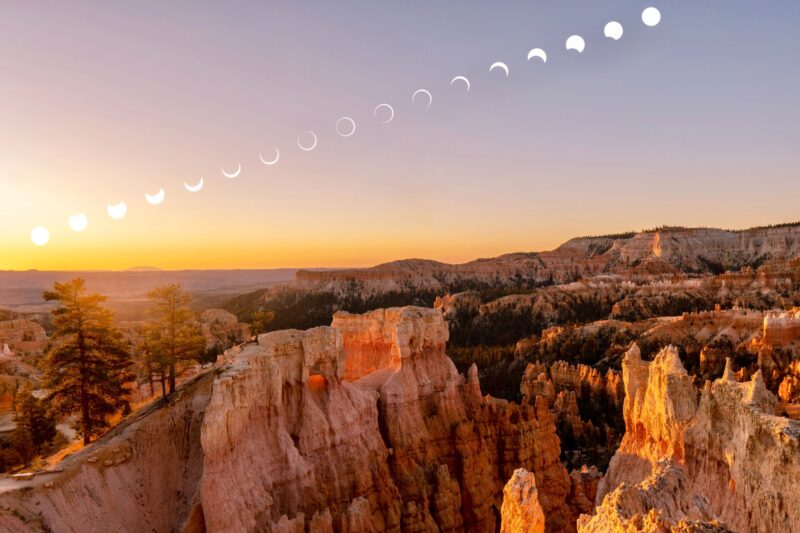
[{"x1": 0, "y1": 269, "x2": 299, "y2": 316}]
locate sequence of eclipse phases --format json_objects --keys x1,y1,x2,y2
[{"x1": 29, "y1": 6, "x2": 662, "y2": 247}]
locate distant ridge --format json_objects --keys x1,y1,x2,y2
[{"x1": 124, "y1": 266, "x2": 164, "y2": 272}]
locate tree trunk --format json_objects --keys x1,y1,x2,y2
[
  {"x1": 80, "y1": 382, "x2": 91, "y2": 445},
  {"x1": 78, "y1": 330, "x2": 91, "y2": 446},
  {"x1": 160, "y1": 369, "x2": 168, "y2": 404},
  {"x1": 168, "y1": 363, "x2": 176, "y2": 393}
]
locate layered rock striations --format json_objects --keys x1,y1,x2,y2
[
  {"x1": 291, "y1": 225, "x2": 800, "y2": 296},
  {"x1": 0, "y1": 307, "x2": 574, "y2": 533},
  {"x1": 588, "y1": 345, "x2": 800, "y2": 533}
]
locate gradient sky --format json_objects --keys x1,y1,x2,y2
[{"x1": 1, "y1": 1, "x2": 799, "y2": 270}]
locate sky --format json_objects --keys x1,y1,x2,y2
[{"x1": 1, "y1": 0, "x2": 799, "y2": 270}]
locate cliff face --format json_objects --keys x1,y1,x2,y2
[
  {"x1": 290, "y1": 225, "x2": 800, "y2": 295},
  {"x1": 0, "y1": 372, "x2": 214, "y2": 533},
  {"x1": 590, "y1": 345, "x2": 800, "y2": 533},
  {"x1": 0, "y1": 307, "x2": 573, "y2": 533}
]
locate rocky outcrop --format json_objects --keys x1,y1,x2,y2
[
  {"x1": 578, "y1": 461, "x2": 731, "y2": 532},
  {"x1": 591, "y1": 345, "x2": 800, "y2": 533},
  {"x1": 501, "y1": 468, "x2": 545, "y2": 533},
  {"x1": 762, "y1": 308, "x2": 800, "y2": 347},
  {"x1": 0, "y1": 319, "x2": 47, "y2": 356},
  {"x1": 0, "y1": 307, "x2": 574, "y2": 533},
  {"x1": 199, "y1": 308, "x2": 249, "y2": 352},
  {"x1": 566, "y1": 466, "x2": 602, "y2": 517}
]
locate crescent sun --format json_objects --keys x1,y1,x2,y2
[
  {"x1": 259, "y1": 148, "x2": 280, "y2": 166},
  {"x1": 297, "y1": 131, "x2": 318, "y2": 151},
  {"x1": 107, "y1": 201, "x2": 128, "y2": 220},
  {"x1": 374, "y1": 103, "x2": 394, "y2": 124},
  {"x1": 145, "y1": 188, "x2": 165, "y2": 205},
  {"x1": 222, "y1": 164, "x2": 242, "y2": 179},
  {"x1": 450, "y1": 76, "x2": 471, "y2": 92},
  {"x1": 411, "y1": 89, "x2": 432, "y2": 107},
  {"x1": 184, "y1": 178, "x2": 204, "y2": 193},
  {"x1": 527, "y1": 48, "x2": 547, "y2": 63},
  {"x1": 489, "y1": 61, "x2": 509, "y2": 76},
  {"x1": 566, "y1": 35, "x2": 586, "y2": 53}
]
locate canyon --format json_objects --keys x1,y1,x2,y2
[
  {"x1": 2, "y1": 223, "x2": 800, "y2": 532},
  {"x1": 0, "y1": 307, "x2": 576, "y2": 532}
]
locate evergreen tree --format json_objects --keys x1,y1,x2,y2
[
  {"x1": 145, "y1": 284, "x2": 205, "y2": 399},
  {"x1": 43, "y1": 279, "x2": 134, "y2": 445},
  {"x1": 12, "y1": 388, "x2": 57, "y2": 461},
  {"x1": 249, "y1": 308, "x2": 275, "y2": 345}
]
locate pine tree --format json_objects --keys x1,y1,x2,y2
[
  {"x1": 11, "y1": 388, "x2": 57, "y2": 462},
  {"x1": 145, "y1": 284, "x2": 205, "y2": 399},
  {"x1": 43, "y1": 279, "x2": 134, "y2": 445},
  {"x1": 249, "y1": 308, "x2": 275, "y2": 345}
]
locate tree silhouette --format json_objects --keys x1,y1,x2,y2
[
  {"x1": 43, "y1": 279, "x2": 134, "y2": 445},
  {"x1": 145, "y1": 284, "x2": 205, "y2": 399}
]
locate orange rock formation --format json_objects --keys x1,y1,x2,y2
[
  {"x1": 587, "y1": 345, "x2": 800, "y2": 532},
  {"x1": 0, "y1": 307, "x2": 574, "y2": 533}
]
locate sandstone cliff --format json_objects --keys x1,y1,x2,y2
[
  {"x1": 0, "y1": 307, "x2": 574, "y2": 533},
  {"x1": 290, "y1": 225, "x2": 800, "y2": 296},
  {"x1": 588, "y1": 345, "x2": 800, "y2": 533}
]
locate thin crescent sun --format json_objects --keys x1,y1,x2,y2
[
  {"x1": 145, "y1": 188, "x2": 165, "y2": 205},
  {"x1": 184, "y1": 178, "x2": 204, "y2": 193},
  {"x1": 222, "y1": 164, "x2": 242, "y2": 179},
  {"x1": 527, "y1": 48, "x2": 547, "y2": 63},
  {"x1": 489, "y1": 61, "x2": 509, "y2": 76},
  {"x1": 259, "y1": 148, "x2": 280, "y2": 166},
  {"x1": 297, "y1": 131, "x2": 318, "y2": 151},
  {"x1": 374, "y1": 103, "x2": 395, "y2": 124},
  {"x1": 450, "y1": 76, "x2": 471, "y2": 92},
  {"x1": 411, "y1": 89, "x2": 432, "y2": 107}
]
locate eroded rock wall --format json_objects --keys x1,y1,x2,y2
[
  {"x1": 591, "y1": 345, "x2": 800, "y2": 533},
  {"x1": 0, "y1": 307, "x2": 575, "y2": 533}
]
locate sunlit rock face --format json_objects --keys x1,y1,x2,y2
[
  {"x1": 500, "y1": 468, "x2": 546, "y2": 533},
  {"x1": 590, "y1": 344, "x2": 800, "y2": 533},
  {"x1": 0, "y1": 307, "x2": 574, "y2": 533},
  {"x1": 199, "y1": 308, "x2": 250, "y2": 351},
  {"x1": 578, "y1": 461, "x2": 732, "y2": 533}
]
